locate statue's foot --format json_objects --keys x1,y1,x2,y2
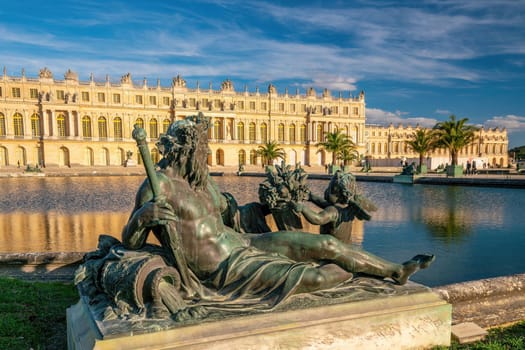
[{"x1": 392, "y1": 254, "x2": 435, "y2": 285}]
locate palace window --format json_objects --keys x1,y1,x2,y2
[
  {"x1": 135, "y1": 95, "x2": 143, "y2": 104},
  {"x1": 30, "y1": 88, "x2": 39, "y2": 99},
  {"x1": 31, "y1": 114, "x2": 41, "y2": 138},
  {"x1": 189, "y1": 98, "x2": 196, "y2": 107},
  {"x1": 290, "y1": 104, "x2": 296, "y2": 113},
  {"x1": 82, "y1": 92, "x2": 90, "y2": 102},
  {"x1": 163, "y1": 97, "x2": 170, "y2": 106},
  {"x1": 316, "y1": 125, "x2": 323, "y2": 142},
  {"x1": 249, "y1": 122, "x2": 256, "y2": 142},
  {"x1": 213, "y1": 121, "x2": 220, "y2": 140},
  {"x1": 343, "y1": 106, "x2": 349, "y2": 115},
  {"x1": 0, "y1": 87, "x2": 2, "y2": 97},
  {"x1": 250, "y1": 150, "x2": 257, "y2": 165},
  {"x1": 56, "y1": 90, "x2": 65, "y2": 100},
  {"x1": 82, "y1": 116, "x2": 92, "y2": 139},
  {"x1": 0, "y1": 113, "x2": 6, "y2": 137},
  {"x1": 238, "y1": 150, "x2": 246, "y2": 166},
  {"x1": 12, "y1": 87, "x2": 21, "y2": 98},
  {"x1": 149, "y1": 96, "x2": 157, "y2": 105},
  {"x1": 300, "y1": 124, "x2": 306, "y2": 143},
  {"x1": 237, "y1": 101, "x2": 244, "y2": 110},
  {"x1": 97, "y1": 93, "x2": 105, "y2": 103},
  {"x1": 353, "y1": 107, "x2": 359, "y2": 115},
  {"x1": 113, "y1": 93, "x2": 121, "y2": 103},
  {"x1": 289, "y1": 124, "x2": 296, "y2": 143},
  {"x1": 135, "y1": 118, "x2": 144, "y2": 129},
  {"x1": 149, "y1": 118, "x2": 158, "y2": 139},
  {"x1": 278, "y1": 123, "x2": 285, "y2": 142},
  {"x1": 13, "y1": 113, "x2": 24, "y2": 137},
  {"x1": 114, "y1": 117, "x2": 123, "y2": 140},
  {"x1": 301, "y1": 104, "x2": 307, "y2": 113},
  {"x1": 261, "y1": 102, "x2": 267, "y2": 111},
  {"x1": 162, "y1": 119, "x2": 170, "y2": 133},
  {"x1": 98, "y1": 116, "x2": 108, "y2": 139},
  {"x1": 249, "y1": 101, "x2": 256, "y2": 110},
  {"x1": 237, "y1": 122, "x2": 245, "y2": 141},
  {"x1": 57, "y1": 114, "x2": 67, "y2": 137},
  {"x1": 260, "y1": 123, "x2": 268, "y2": 143},
  {"x1": 278, "y1": 103, "x2": 284, "y2": 112}
]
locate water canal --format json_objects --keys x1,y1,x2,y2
[{"x1": 1, "y1": 175, "x2": 524, "y2": 287}]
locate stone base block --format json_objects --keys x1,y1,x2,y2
[{"x1": 67, "y1": 284, "x2": 451, "y2": 350}]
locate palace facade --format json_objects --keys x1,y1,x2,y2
[
  {"x1": 0, "y1": 68, "x2": 508, "y2": 170},
  {"x1": 366, "y1": 124, "x2": 509, "y2": 169}
]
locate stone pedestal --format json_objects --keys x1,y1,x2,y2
[{"x1": 67, "y1": 281, "x2": 451, "y2": 350}]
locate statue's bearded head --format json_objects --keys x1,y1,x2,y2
[{"x1": 156, "y1": 113, "x2": 210, "y2": 190}]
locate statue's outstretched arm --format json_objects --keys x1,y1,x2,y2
[
  {"x1": 308, "y1": 192, "x2": 330, "y2": 209},
  {"x1": 294, "y1": 202, "x2": 338, "y2": 225}
]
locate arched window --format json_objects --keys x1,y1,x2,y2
[
  {"x1": 135, "y1": 118, "x2": 144, "y2": 129},
  {"x1": 57, "y1": 114, "x2": 66, "y2": 137},
  {"x1": 114, "y1": 117, "x2": 123, "y2": 140},
  {"x1": 13, "y1": 113, "x2": 24, "y2": 138},
  {"x1": 82, "y1": 116, "x2": 92, "y2": 138},
  {"x1": 260, "y1": 123, "x2": 268, "y2": 143},
  {"x1": 216, "y1": 149, "x2": 224, "y2": 165},
  {"x1": 289, "y1": 123, "x2": 296, "y2": 143},
  {"x1": 0, "y1": 113, "x2": 6, "y2": 137},
  {"x1": 278, "y1": 123, "x2": 285, "y2": 142},
  {"x1": 149, "y1": 118, "x2": 158, "y2": 139},
  {"x1": 98, "y1": 116, "x2": 108, "y2": 139},
  {"x1": 212, "y1": 121, "x2": 219, "y2": 140},
  {"x1": 31, "y1": 113, "x2": 41, "y2": 138},
  {"x1": 316, "y1": 124, "x2": 323, "y2": 142},
  {"x1": 250, "y1": 149, "x2": 257, "y2": 165},
  {"x1": 300, "y1": 124, "x2": 307, "y2": 143},
  {"x1": 249, "y1": 122, "x2": 256, "y2": 142},
  {"x1": 238, "y1": 149, "x2": 246, "y2": 165},
  {"x1": 162, "y1": 119, "x2": 170, "y2": 133},
  {"x1": 237, "y1": 122, "x2": 245, "y2": 141}
]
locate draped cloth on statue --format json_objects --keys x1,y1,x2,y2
[{"x1": 202, "y1": 246, "x2": 313, "y2": 310}]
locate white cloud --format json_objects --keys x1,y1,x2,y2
[
  {"x1": 485, "y1": 115, "x2": 525, "y2": 133},
  {"x1": 366, "y1": 108, "x2": 438, "y2": 128}
]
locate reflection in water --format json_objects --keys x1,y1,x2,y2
[{"x1": 1, "y1": 176, "x2": 524, "y2": 286}]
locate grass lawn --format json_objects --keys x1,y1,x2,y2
[
  {"x1": 0, "y1": 276, "x2": 524, "y2": 350},
  {"x1": 0, "y1": 277, "x2": 78, "y2": 350}
]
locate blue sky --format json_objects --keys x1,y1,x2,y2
[{"x1": 2, "y1": 0, "x2": 525, "y2": 147}]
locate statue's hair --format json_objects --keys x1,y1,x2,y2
[
  {"x1": 324, "y1": 171, "x2": 358, "y2": 204},
  {"x1": 156, "y1": 113, "x2": 210, "y2": 190}
]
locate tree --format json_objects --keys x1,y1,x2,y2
[
  {"x1": 256, "y1": 141, "x2": 285, "y2": 166},
  {"x1": 406, "y1": 128, "x2": 437, "y2": 171},
  {"x1": 316, "y1": 130, "x2": 357, "y2": 165},
  {"x1": 433, "y1": 115, "x2": 478, "y2": 166},
  {"x1": 339, "y1": 146, "x2": 360, "y2": 166}
]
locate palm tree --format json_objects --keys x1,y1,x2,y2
[
  {"x1": 256, "y1": 140, "x2": 285, "y2": 166},
  {"x1": 316, "y1": 130, "x2": 356, "y2": 166},
  {"x1": 433, "y1": 115, "x2": 478, "y2": 166},
  {"x1": 339, "y1": 146, "x2": 360, "y2": 166},
  {"x1": 406, "y1": 128, "x2": 437, "y2": 173}
]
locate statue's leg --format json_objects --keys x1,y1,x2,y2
[
  {"x1": 296, "y1": 264, "x2": 353, "y2": 294},
  {"x1": 250, "y1": 232, "x2": 434, "y2": 284}
]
